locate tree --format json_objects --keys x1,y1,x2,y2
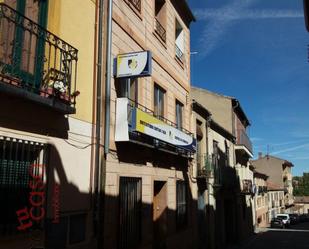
[{"x1": 293, "y1": 172, "x2": 309, "y2": 196}]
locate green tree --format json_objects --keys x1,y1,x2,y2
[{"x1": 293, "y1": 173, "x2": 309, "y2": 196}]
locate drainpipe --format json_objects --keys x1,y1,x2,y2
[
  {"x1": 94, "y1": 0, "x2": 104, "y2": 248},
  {"x1": 104, "y1": 0, "x2": 113, "y2": 155}
]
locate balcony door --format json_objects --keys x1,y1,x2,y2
[{"x1": 0, "y1": 0, "x2": 48, "y2": 89}]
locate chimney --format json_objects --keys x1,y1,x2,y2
[{"x1": 258, "y1": 152, "x2": 263, "y2": 159}]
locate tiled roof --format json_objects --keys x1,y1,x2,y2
[{"x1": 294, "y1": 196, "x2": 309, "y2": 203}]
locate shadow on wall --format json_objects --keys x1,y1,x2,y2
[
  {"x1": 195, "y1": 146, "x2": 255, "y2": 249},
  {"x1": 0, "y1": 138, "x2": 201, "y2": 249},
  {"x1": 0, "y1": 93, "x2": 70, "y2": 138}
]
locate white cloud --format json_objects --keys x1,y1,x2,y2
[
  {"x1": 272, "y1": 143, "x2": 309, "y2": 155},
  {"x1": 194, "y1": 1, "x2": 303, "y2": 57}
]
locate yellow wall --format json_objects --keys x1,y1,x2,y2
[{"x1": 47, "y1": 0, "x2": 96, "y2": 123}]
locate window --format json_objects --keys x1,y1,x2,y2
[
  {"x1": 116, "y1": 78, "x2": 138, "y2": 103},
  {"x1": 154, "y1": 84, "x2": 165, "y2": 119},
  {"x1": 175, "y1": 100, "x2": 183, "y2": 129},
  {"x1": 0, "y1": 136, "x2": 48, "y2": 236},
  {"x1": 154, "y1": 0, "x2": 166, "y2": 42},
  {"x1": 119, "y1": 177, "x2": 142, "y2": 249},
  {"x1": 176, "y1": 181, "x2": 187, "y2": 228},
  {"x1": 175, "y1": 19, "x2": 184, "y2": 62}
]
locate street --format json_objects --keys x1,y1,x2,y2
[{"x1": 239, "y1": 222, "x2": 309, "y2": 249}]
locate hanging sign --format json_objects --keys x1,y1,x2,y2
[{"x1": 115, "y1": 51, "x2": 152, "y2": 78}]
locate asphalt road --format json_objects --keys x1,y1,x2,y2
[{"x1": 240, "y1": 222, "x2": 309, "y2": 249}]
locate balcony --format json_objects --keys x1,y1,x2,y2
[
  {"x1": 115, "y1": 98, "x2": 196, "y2": 157},
  {"x1": 241, "y1": 179, "x2": 253, "y2": 194},
  {"x1": 235, "y1": 129, "x2": 253, "y2": 157},
  {"x1": 196, "y1": 154, "x2": 213, "y2": 179},
  {"x1": 125, "y1": 0, "x2": 141, "y2": 13},
  {"x1": 258, "y1": 186, "x2": 267, "y2": 195},
  {"x1": 0, "y1": 3, "x2": 78, "y2": 114},
  {"x1": 175, "y1": 44, "x2": 184, "y2": 63},
  {"x1": 154, "y1": 18, "x2": 166, "y2": 43}
]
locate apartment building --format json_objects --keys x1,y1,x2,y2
[
  {"x1": 0, "y1": 0, "x2": 96, "y2": 248},
  {"x1": 253, "y1": 171, "x2": 269, "y2": 227},
  {"x1": 251, "y1": 154, "x2": 294, "y2": 213},
  {"x1": 102, "y1": 1, "x2": 196, "y2": 249},
  {"x1": 267, "y1": 184, "x2": 285, "y2": 220},
  {"x1": 191, "y1": 87, "x2": 254, "y2": 249}
]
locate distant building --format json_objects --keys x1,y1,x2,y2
[
  {"x1": 192, "y1": 87, "x2": 254, "y2": 249},
  {"x1": 253, "y1": 170, "x2": 269, "y2": 227},
  {"x1": 251, "y1": 154, "x2": 294, "y2": 213},
  {"x1": 294, "y1": 196, "x2": 309, "y2": 214}
]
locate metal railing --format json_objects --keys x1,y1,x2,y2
[
  {"x1": 0, "y1": 3, "x2": 78, "y2": 107},
  {"x1": 154, "y1": 18, "x2": 166, "y2": 42},
  {"x1": 175, "y1": 44, "x2": 184, "y2": 63},
  {"x1": 236, "y1": 129, "x2": 253, "y2": 153},
  {"x1": 127, "y1": 98, "x2": 194, "y2": 137},
  {"x1": 127, "y1": 0, "x2": 141, "y2": 12},
  {"x1": 258, "y1": 186, "x2": 267, "y2": 194},
  {"x1": 196, "y1": 154, "x2": 213, "y2": 178}
]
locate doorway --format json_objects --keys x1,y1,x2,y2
[{"x1": 153, "y1": 181, "x2": 167, "y2": 249}]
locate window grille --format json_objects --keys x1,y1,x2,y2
[{"x1": 0, "y1": 136, "x2": 48, "y2": 236}]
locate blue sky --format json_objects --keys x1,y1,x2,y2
[{"x1": 188, "y1": 0, "x2": 309, "y2": 176}]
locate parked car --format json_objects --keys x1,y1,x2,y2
[
  {"x1": 299, "y1": 214, "x2": 309, "y2": 222},
  {"x1": 288, "y1": 213, "x2": 299, "y2": 224},
  {"x1": 271, "y1": 217, "x2": 285, "y2": 228},
  {"x1": 276, "y1": 214, "x2": 290, "y2": 227}
]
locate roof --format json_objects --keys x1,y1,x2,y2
[
  {"x1": 192, "y1": 99, "x2": 212, "y2": 118},
  {"x1": 191, "y1": 87, "x2": 251, "y2": 127},
  {"x1": 251, "y1": 155, "x2": 294, "y2": 167},
  {"x1": 267, "y1": 181, "x2": 284, "y2": 191},
  {"x1": 171, "y1": 0, "x2": 196, "y2": 26},
  {"x1": 294, "y1": 196, "x2": 309, "y2": 203},
  {"x1": 254, "y1": 170, "x2": 268, "y2": 180},
  {"x1": 232, "y1": 98, "x2": 251, "y2": 127}
]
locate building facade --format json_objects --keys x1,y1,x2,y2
[
  {"x1": 0, "y1": 0, "x2": 96, "y2": 248},
  {"x1": 251, "y1": 154, "x2": 294, "y2": 214},
  {"x1": 294, "y1": 196, "x2": 309, "y2": 214},
  {"x1": 267, "y1": 188, "x2": 285, "y2": 220},
  {"x1": 253, "y1": 171, "x2": 269, "y2": 228},
  {"x1": 102, "y1": 1, "x2": 197, "y2": 249},
  {"x1": 191, "y1": 87, "x2": 254, "y2": 249}
]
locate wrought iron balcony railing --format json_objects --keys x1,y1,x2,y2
[
  {"x1": 0, "y1": 3, "x2": 78, "y2": 113},
  {"x1": 196, "y1": 154, "x2": 213, "y2": 178},
  {"x1": 175, "y1": 44, "x2": 184, "y2": 63},
  {"x1": 154, "y1": 18, "x2": 166, "y2": 43},
  {"x1": 127, "y1": 98, "x2": 193, "y2": 136},
  {"x1": 127, "y1": 0, "x2": 141, "y2": 12},
  {"x1": 236, "y1": 129, "x2": 253, "y2": 154}
]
